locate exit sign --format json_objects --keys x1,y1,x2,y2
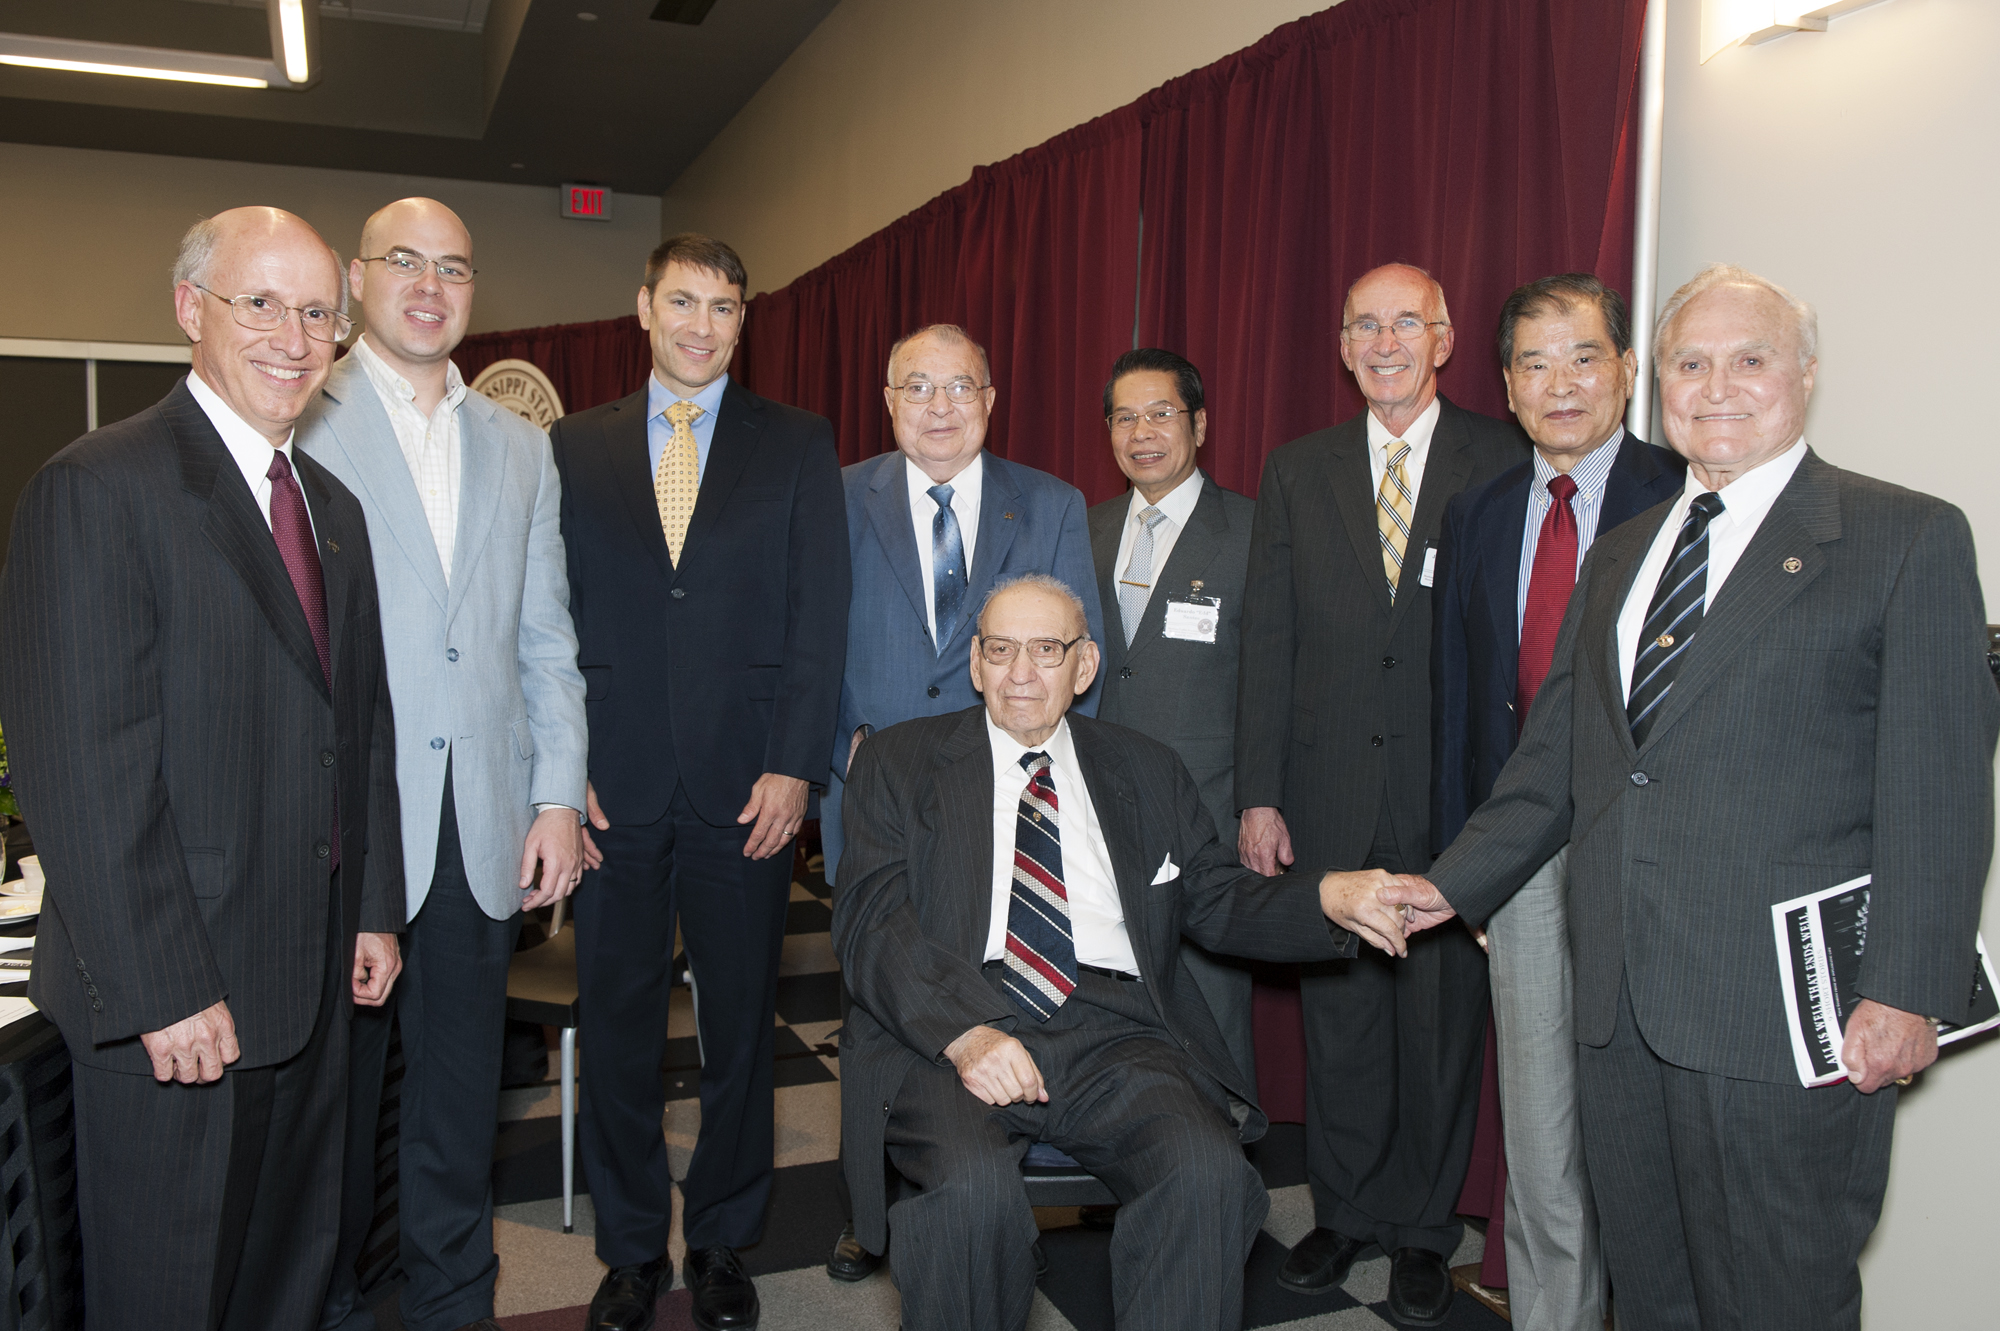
[{"x1": 561, "y1": 184, "x2": 611, "y2": 221}]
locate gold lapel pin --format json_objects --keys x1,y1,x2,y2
[
  {"x1": 1783, "y1": 557, "x2": 1802, "y2": 573},
  {"x1": 1655, "y1": 633, "x2": 1675, "y2": 649},
  {"x1": 327, "y1": 539, "x2": 340, "y2": 553},
  {"x1": 1004, "y1": 512, "x2": 1016, "y2": 520}
]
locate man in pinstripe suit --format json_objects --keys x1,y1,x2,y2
[{"x1": 832, "y1": 574, "x2": 1419, "y2": 1331}]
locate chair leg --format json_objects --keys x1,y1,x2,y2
[{"x1": 561, "y1": 1024, "x2": 576, "y2": 1234}]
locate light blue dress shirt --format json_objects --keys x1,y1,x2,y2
[{"x1": 646, "y1": 371, "x2": 730, "y2": 483}]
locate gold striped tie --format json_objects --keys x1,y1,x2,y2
[
  {"x1": 655, "y1": 399, "x2": 702, "y2": 565},
  {"x1": 1376, "y1": 441, "x2": 1414, "y2": 599}
]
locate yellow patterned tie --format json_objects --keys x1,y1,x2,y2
[
  {"x1": 1376, "y1": 441, "x2": 1414, "y2": 599},
  {"x1": 655, "y1": 399, "x2": 703, "y2": 566}
]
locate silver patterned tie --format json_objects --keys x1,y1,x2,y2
[{"x1": 1117, "y1": 506, "x2": 1168, "y2": 646}]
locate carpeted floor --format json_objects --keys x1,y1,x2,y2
[{"x1": 366, "y1": 857, "x2": 1508, "y2": 1331}]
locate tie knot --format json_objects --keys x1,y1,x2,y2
[
  {"x1": 665, "y1": 400, "x2": 702, "y2": 428},
  {"x1": 1689, "y1": 490, "x2": 1725, "y2": 524},
  {"x1": 1387, "y1": 441, "x2": 1411, "y2": 468},
  {"x1": 1019, "y1": 751, "x2": 1050, "y2": 778},
  {"x1": 1138, "y1": 505, "x2": 1165, "y2": 530},
  {"x1": 266, "y1": 449, "x2": 295, "y2": 482},
  {"x1": 1547, "y1": 473, "x2": 1578, "y2": 504},
  {"x1": 928, "y1": 483, "x2": 955, "y2": 510}
]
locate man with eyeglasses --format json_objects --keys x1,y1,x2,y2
[
  {"x1": 818, "y1": 323, "x2": 1102, "y2": 1280},
  {"x1": 1085, "y1": 348, "x2": 1260, "y2": 1091},
  {"x1": 0, "y1": 206, "x2": 404, "y2": 1329},
  {"x1": 1237, "y1": 262, "x2": 1527, "y2": 1324},
  {"x1": 298, "y1": 197, "x2": 587, "y2": 1331},
  {"x1": 833, "y1": 572, "x2": 1418, "y2": 1331}
]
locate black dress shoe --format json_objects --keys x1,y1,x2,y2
[
  {"x1": 1385, "y1": 1247, "x2": 1454, "y2": 1326},
  {"x1": 588, "y1": 1259, "x2": 668, "y2": 1331},
  {"x1": 1277, "y1": 1226, "x2": 1370, "y2": 1294},
  {"x1": 1077, "y1": 1203, "x2": 1118, "y2": 1231},
  {"x1": 684, "y1": 1244, "x2": 761, "y2": 1330},
  {"x1": 826, "y1": 1221, "x2": 882, "y2": 1282}
]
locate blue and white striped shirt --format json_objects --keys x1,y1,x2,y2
[{"x1": 1515, "y1": 428, "x2": 1624, "y2": 638}]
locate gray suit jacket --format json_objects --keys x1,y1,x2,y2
[
  {"x1": 1428, "y1": 451, "x2": 1998, "y2": 1083},
  {"x1": 1090, "y1": 472, "x2": 1255, "y2": 842},
  {"x1": 299, "y1": 354, "x2": 588, "y2": 922},
  {"x1": 831, "y1": 707, "x2": 1357, "y2": 1251}
]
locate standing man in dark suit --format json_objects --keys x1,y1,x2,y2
[
  {"x1": 1430, "y1": 274, "x2": 1683, "y2": 1331},
  {"x1": 551, "y1": 233, "x2": 849, "y2": 1331},
  {"x1": 0, "y1": 206, "x2": 404, "y2": 1330},
  {"x1": 1396, "y1": 264, "x2": 1997, "y2": 1330},
  {"x1": 1237, "y1": 262, "x2": 1527, "y2": 1323},
  {"x1": 1088, "y1": 347, "x2": 1259, "y2": 1085},
  {"x1": 834, "y1": 574, "x2": 1420, "y2": 1331}
]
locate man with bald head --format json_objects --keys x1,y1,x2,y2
[
  {"x1": 1393, "y1": 264, "x2": 1997, "y2": 1329},
  {"x1": 0, "y1": 207, "x2": 404, "y2": 1328},
  {"x1": 300, "y1": 198, "x2": 586, "y2": 1331},
  {"x1": 1236, "y1": 262, "x2": 1527, "y2": 1322},
  {"x1": 835, "y1": 574, "x2": 1416, "y2": 1331}
]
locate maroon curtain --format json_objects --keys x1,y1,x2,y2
[{"x1": 455, "y1": 314, "x2": 653, "y2": 417}]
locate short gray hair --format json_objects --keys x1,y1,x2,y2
[
  {"x1": 888, "y1": 323, "x2": 992, "y2": 386},
  {"x1": 1654, "y1": 263, "x2": 1816, "y2": 370},
  {"x1": 170, "y1": 214, "x2": 351, "y2": 314},
  {"x1": 976, "y1": 573, "x2": 1089, "y2": 639}
]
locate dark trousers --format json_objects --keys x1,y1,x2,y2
[
  {"x1": 884, "y1": 967, "x2": 1265, "y2": 1331},
  {"x1": 73, "y1": 873, "x2": 350, "y2": 1331},
  {"x1": 1299, "y1": 803, "x2": 1489, "y2": 1255},
  {"x1": 1578, "y1": 982, "x2": 1896, "y2": 1331},
  {"x1": 574, "y1": 780, "x2": 792, "y2": 1264},
  {"x1": 322, "y1": 766, "x2": 522, "y2": 1331}
]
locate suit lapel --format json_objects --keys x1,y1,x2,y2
[
  {"x1": 1068, "y1": 719, "x2": 1153, "y2": 967},
  {"x1": 1581, "y1": 503, "x2": 1672, "y2": 759},
  {"x1": 964, "y1": 456, "x2": 1024, "y2": 644},
  {"x1": 1125, "y1": 475, "x2": 1227, "y2": 660},
  {"x1": 1389, "y1": 398, "x2": 1473, "y2": 633},
  {"x1": 1325, "y1": 419, "x2": 1391, "y2": 614},
  {"x1": 933, "y1": 710, "x2": 998, "y2": 954},
  {"x1": 677, "y1": 380, "x2": 759, "y2": 577},
  {"x1": 1481, "y1": 470, "x2": 1533, "y2": 696},
  {"x1": 316, "y1": 363, "x2": 449, "y2": 612},
  {"x1": 866, "y1": 455, "x2": 932, "y2": 636},
  {"x1": 600, "y1": 390, "x2": 670, "y2": 580},
  {"x1": 448, "y1": 393, "x2": 507, "y2": 618},
  {"x1": 1089, "y1": 496, "x2": 1127, "y2": 666}
]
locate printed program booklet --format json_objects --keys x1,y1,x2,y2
[{"x1": 1771, "y1": 875, "x2": 2000, "y2": 1087}]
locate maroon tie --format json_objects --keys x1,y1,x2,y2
[
  {"x1": 267, "y1": 450, "x2": 339, "y2": 869},
  {"x1": 1516, "y1": 473, "x2": 1579, "y2": 728}
]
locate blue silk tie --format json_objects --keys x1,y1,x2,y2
[{"x1": 929, "y1": 483, "x2": 967, "y2": 654}]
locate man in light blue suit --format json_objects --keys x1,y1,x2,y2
[
  {"x1": 300, "y1": 198, "x2": 588, "y2": 1331},
  {"x1": 821, "y1": 322, "x2": 1103, "y2": 1280}
]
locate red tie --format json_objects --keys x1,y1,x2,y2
[
  {"x1": 267, "y1": 450, "x2": 339, "y2": 869},
  {"x1": 1516, "y1": 473, "x2": 1578, "y2": 728}
]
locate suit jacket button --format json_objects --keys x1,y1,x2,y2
[
  {"x1": 431, "y1": 737, "x2": 446, "y2": 750},
  {"x1": 91, "y1": 999, "x2": 102, "y2": 1013},
  {"x1": 1630, "y1": 771, "x2": 1650, "y2": 786},
  {"x1": 883, "y1": 1100, "x2": 892, "y2": 1115},
  {"x1": 1381, "y1": 655, "x2": 1397, "y2": 669},
  {"x1": 446, "y1": 648, "x2": 459, "y2": 662},
  {"x1": 316, "y1": 841, "x2": 331, "y2": 859},
  {"x1": 927, "y1": 686, "x2": 940, "y2": 698},
  {"x1": 671, "y1": 588, "x2": 686, "y2": 600},
  {"x1": 321, "y1": 750, "x2": 335, "y2": 767},
  {"x1": 1370, "y1": 734, "x2": 1384, "y2": 747},
  {"x1": 1120, "y1": 667, "x2": 1133, "y2": 678}
]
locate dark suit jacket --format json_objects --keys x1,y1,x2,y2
[
  {"x1": 1430, "y1": 434, "x2": 1685, "y2": 851},
  {"x1": 831, "y1": 707, "x2": 1357, "y2": 1251},
  {"x1": 1090, "y1": 472, "x2": 1255, "y2": 841},
  {"x1": 1427, "y1": 451, "x2": 1998, "y2": 1083},
  {"x1": 550, "y1": 380, "x2": 849, "y2": 827},
  {"x1": 1236, "y1": 395, "x2": 1528, "y2": 870},
  {"x1": 0, "y1": 381, "x2": 403, "y2": 1074}
]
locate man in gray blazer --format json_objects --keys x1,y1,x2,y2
[
  {"x1": 1394, "y1": 264, "x2": 1997, "y2": 1330},
  {"x1": 300, "y1": 198, "x2": 588, "y2": 1331},
  {"x1": 1088, "y1": 348, "x2": 1259, "y2": 1086}
]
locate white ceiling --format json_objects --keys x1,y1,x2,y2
[{"x1": 183, "y1": 0, "x2": 494, "y2": 33}]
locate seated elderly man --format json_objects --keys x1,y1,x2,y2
[{"x1": 832, "y1": 572, "x2": 1414, "y2": 1331}]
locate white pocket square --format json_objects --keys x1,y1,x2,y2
[{"x1": 1151, "y1": 853, "x2": 1180, "y2": 885}]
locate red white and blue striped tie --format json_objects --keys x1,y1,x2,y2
[{"x1": 1002, "y1": 751, "x2": 1077, "y2": 1020}]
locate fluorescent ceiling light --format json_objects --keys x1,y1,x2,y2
[
  {"x1": 0, "y1": 53, "x2": 267, "y2": 88},
  {"x1": 277, "y1": 0, "x2": 311, "y2": 84},
  {"x1": 0, "y1": 32, "x2": 281, "y2": 88}
]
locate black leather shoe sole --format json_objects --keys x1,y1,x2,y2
[
  {"x1": 1277, "y1": 1227, "x2": 1371, "y2": 1295},
  {"x1": 1384, "y1": 1247, "x2": 1454, "y2": 1327}
]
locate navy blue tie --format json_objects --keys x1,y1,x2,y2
[
  {"x1": 929, "y1": 483, "x2": 967, "y2": 654},
  {"x1": 1628, "y1": 491, "x2": 1725, "y2": 747}
]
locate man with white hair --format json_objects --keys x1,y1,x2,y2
[{"x1": 1392, "y1": 264, "x2": 1997, "y2": 1329}]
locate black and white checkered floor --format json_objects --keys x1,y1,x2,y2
[{"x1": 469, "y1": 859, "x2": 1507, "y2": 1329}]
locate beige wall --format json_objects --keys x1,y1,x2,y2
[
  {"x1": 659, "y1": 0, "x2": 1338, "y2": 296},
  {"x1": 0, "y1": 142, "x2": 660, "y2": 345},
  {"x1": 1656, "y1": 1, "x2": 2000, "y2": 1326}
]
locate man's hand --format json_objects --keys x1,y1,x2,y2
[
  {"x1": 140, "y1": 1001, "x2": 240, "y2": 1084},
  {"x1": 1319, "y1": 869, "x2": 1427, "y2": 957},
  {"x1": 1842, "y1": 999, "x2": 1939, "y2": 1094},
  {"x1": 1382, "y1": 876, "x2": 1460, "y2": 936},
  {"x1": 580, "y1": 781, "x2": 609, "y2": 871},
  {"x1": 737, "y1": 772, "x2": 808, "y2": 860},
  {"x1": 1239, "y1": 806, "x2": 1294, "y2": 876},
  {"x1": 944, "y1": 1025, "x2": 1048, "y2": 1106},
  {"x1": 521, "y1": 806, "x2": 586, "y2": 909},
  {"x1": 352, "y1": 931, "x2": 402, "y2": 1006}
]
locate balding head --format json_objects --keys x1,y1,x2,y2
[
  {"x1": 351, "y1": 197, "x2": 476, "y2": 375},
  {"x1": 1338, "y1": 263, "x2": 1456, "y2": 433},
  {"x1": 970, "y1": 575, "x2": 1099, "y2": 747}
]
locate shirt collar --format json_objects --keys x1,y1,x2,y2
[
  {"x1": 649, "y1": 370, "x2": 730, "y2": 424},
  {"x1": 1532, "y1": 427, "x2": 1623, "y2": 500},
  {"x1": 1125, "y1": 467, "x2": 1205, "y2": 529},
  {"x1": 985, "y1": 711, "x2": 1078, "y2": 786},
  {"x1": 1365, "y1": 395, "x2": 1442, "y2": 463},
  {"x1": 349, "y1": 335, "x2": 466, "y2": 411},
  {"x1": 906, "y1": 450, "x2": 985, "y2": 507},
  {"x1": 186, "y1": 366, "x2": 295, "y2": 475},
  {"x1": 1681, "y1": 438, "x2": 1809, "y2": 527}
]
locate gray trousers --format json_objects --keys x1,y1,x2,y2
[
  {"x1": 1180, "y1": 942, "x2": 1256, "y2": 1087},
  {"x1": 1485, "y1": 846, "x2": 1604, "y2": 1331}
]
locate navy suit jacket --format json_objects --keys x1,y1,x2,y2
[
  {"x1": 1430, "y1": 433, "x2": 1684, "y2": 852},
  {"x1": 818, "y1": 449, "x2": 1103, "y2": 880},
  {"x1": 550, "y1": 380, "x2": 849, "y2": 828}
]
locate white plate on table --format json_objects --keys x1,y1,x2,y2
[{"x1": 0, "y1": 894, "x2": 42, "y2": 921}]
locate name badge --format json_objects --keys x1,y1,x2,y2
[
  {"x1": 1162, "y1": 594, "x2": 1221, "y2": 643},
  {"x1": 1419, "y1": 545, "x2": 1438, "y2": 588}
]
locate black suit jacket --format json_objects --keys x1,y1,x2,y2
[
  {"x1": 831, "y1": 707, "x2": 1357, "y2": 1251},
  {"x1": 1428, "y1": 452, "x2": 1998, "y2": 1082},
  {"x1": 1236, "y1": 395, "x2": 1528, "y2": 870},
  {"x1": 1089, "y1": 472, "x2": 1256, "y2": 840},
  {"x1": 1430, "y1": 433, "x2": 1685, "y2": 851},
  {"x1": 0, "y1": 381, "x2": 403, "y2": 1073},
  {"x1": 550, "y1": 380, "x2": 849, "y2": 826}
]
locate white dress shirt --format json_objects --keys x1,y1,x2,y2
[
  {"x1": 1364, "y1": 395, "x2": 1441, "y2": 503},
  {"x1": 905, "y1": 451, "x2": 984, "y2": 643},
  {"x1": 186, "y1": 368, "x2": 315, "y2": 540},
  {"x1": 1617, "y1": 439, "x2": 1810, "y2": 701},
  {"x1": 350, "y1": 336, "x2": 467, "y2": 580},
  {"x1": 1112, "y1": 468, "x2": 1206, "y2": 618},
  {"x1": 982, "y1": 714, "x2": 1139, "y2": 976}
]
